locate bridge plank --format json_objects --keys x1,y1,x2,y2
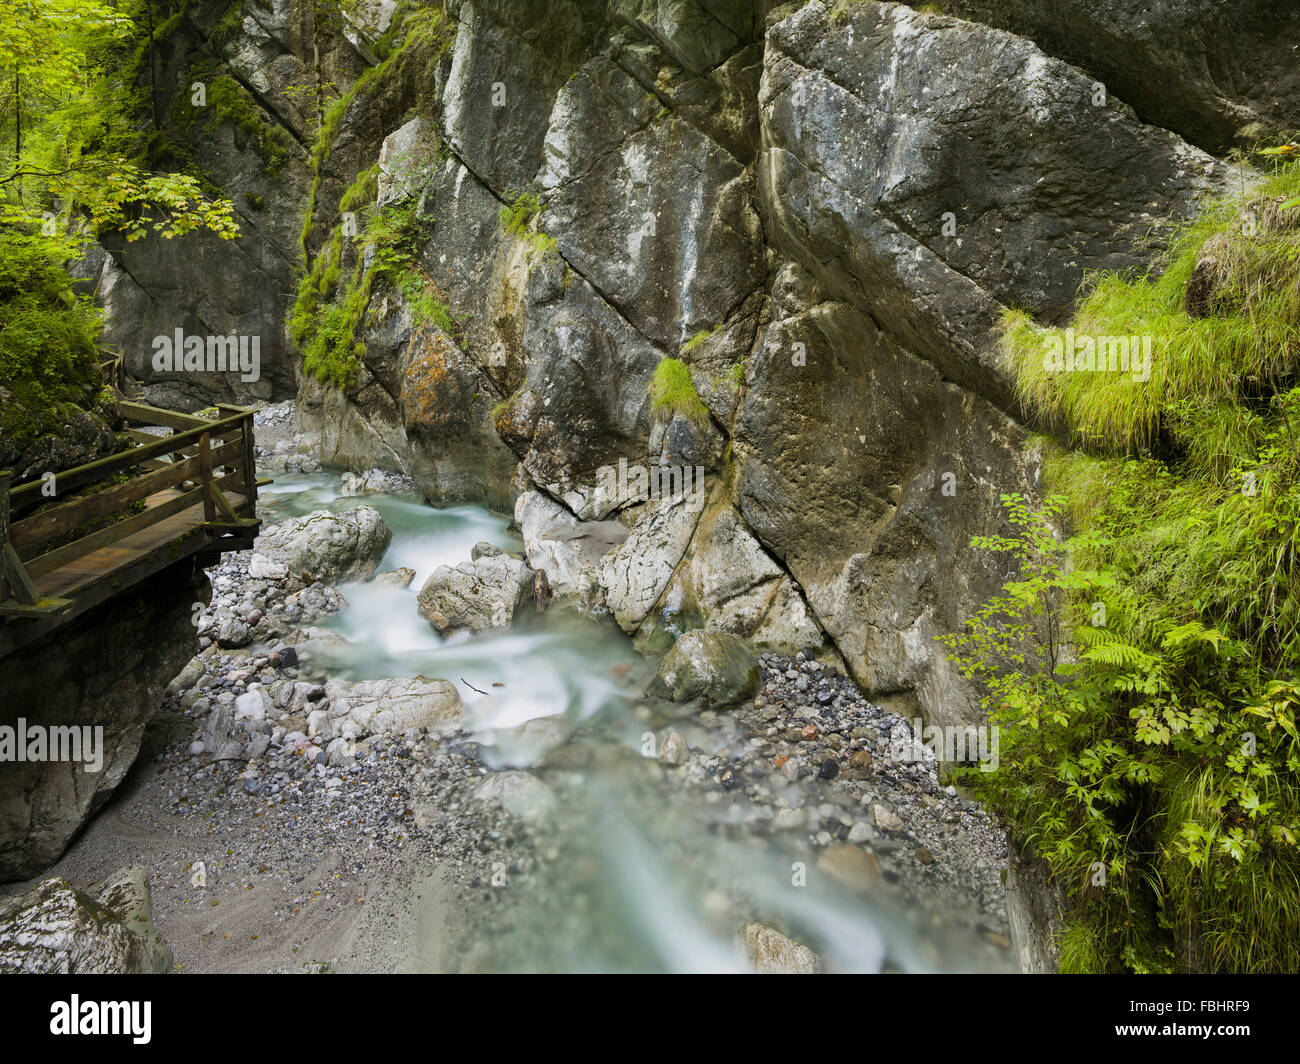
[{"x1": 33, "y1": 492, "x2": 251, "y2": 600}]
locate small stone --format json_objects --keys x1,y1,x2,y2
[
  {"x1": 773, "y1": 808, "x2": 804, "y2": 831},
  {"x1": 872, "y1": 803, "x2": 904, "y2": 832},
  {"x1": 847, "y1": 822, "x2": 873, "y2": 845},
  {"x1": 800, "y1": 725, "x2": 818, "y2": 741},
  {"x1": 658, "y1": 731, "x2": 687, "y2": 766},
  {"x1": 915, "y1": 847, "x2": 935, "y2": 864},
  {"x1": 816, "y1": 844, "x2": 880, "y2": 892},
  {"x1": 818, "y1": 758, "x2": 839, "y2": 779}
]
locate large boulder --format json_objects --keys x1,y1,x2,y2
[
  {"x1": 0, "y1": 873, "x2": 173, "y2": 974},
  {"x1": 324, "y1": 676, "x2": 464, "y2": 740},
  {"x1": 253, "y1": 506, "x2": 392, "y2": 583},
  {"x1": 599, "y1": 493, "x2": 705, "y2": 632},
  {"x1": 417, "y1": 542, "x2": 534, "y2": 635},
  {"x1": 647, "y1": 629, "x2": 759, "y2": 707},
  {"x1": 514, "y1": 490, "x2": 628, "y2": 610}
]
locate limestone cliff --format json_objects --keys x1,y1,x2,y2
[{"x1": 76, "y1": 0, "x2": 1285, "y2": 741}]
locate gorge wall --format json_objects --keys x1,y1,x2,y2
[
  {"x1": 83, "y1": 0, "x2": 1276, "y2": 735},
  {"x1": 0, "y1": 562, "x2": 207, "y2": 881}
]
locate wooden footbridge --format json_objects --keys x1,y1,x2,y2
[{"x1": 0, "y1": 378, "x2": 263, "y2": 658}]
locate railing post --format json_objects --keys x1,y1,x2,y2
[
  {"x1": 0, "y1": 471, "x2": 38, "y2": 605},
  {"x1": 242, "y1": 410, "x2": 258, "y2": 510},
  {"x1": 198, "y1": 432, "x2": 216, "y2": 523},
  {"x1": 215, "y1": 405, "x2": 258, "y2": 509}
]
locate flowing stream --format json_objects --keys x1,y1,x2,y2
[{"x1": 258, "y1": 473, "x2": 1011, "y2": 973}]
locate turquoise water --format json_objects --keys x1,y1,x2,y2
[{"x1": 258, "y1": 473, "x2": 1012, "y2": 973}]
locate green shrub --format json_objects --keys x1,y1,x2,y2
[
  {"x1": 0, "y1": 229, "x2": 104, "y2": 449},
  {"x1": 649, "y1": 358, "x2": 710, "y2": 426},
  {"x1": 949, "y1": 157, "x2": 1300, "y2": 973}
]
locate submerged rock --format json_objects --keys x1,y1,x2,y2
[
  {"x1": 474, "y1": 771, "x2": 556, "y2": 822},
  {"x1": 647, "y1": 630, "x2": 759, "y2": 707},
  {"x1": 373, "y1": 567, "x2": 417, "y2": 588}
]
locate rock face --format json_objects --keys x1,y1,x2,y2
[
  {"x1": 0, "y1": 872, "x2": 173, "y2": 974},
  {"x1": 759, "y1": 1, "x2": 1235, "y2": 403},
  {"x1": 0, "y1": 564, "x2": 205, "y2": 882},
  {"x1": 74, "y1": 0, "x2": 371, "y2": 407},
  {"x1": 1005, "y1": 842, "x2": 1070, "y2": 974},
  {"x1": 417, "y1": 542, "x2": 534, "y2": 635},
  {"x1": 252, "y1": 506, "x2": 393, "y2": 583},
  {"x1": 943, "y1": 0, "x2": 1300, "y2": 154},
  {"x1": 283, "y1": 0, "x2": 1254, "y2": 736},
  {"x1": 647, "y1": 629, "x2": 759, "y2": 707}
]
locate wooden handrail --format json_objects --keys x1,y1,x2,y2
[
  {"x1": 0, "y1": 402, "x2": 260, "y2": 613},
  {"x1": 10, "y1": 408, "x2": 250, "y2": 503},
  {"x1": 10, "y1": 436, "x2": 244, "y2": 559}
]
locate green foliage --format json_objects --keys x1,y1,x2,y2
[
  {"x1": 499, "y1": 189, "x2": 557, "y2": 257},
  {"x1": 951, "y1": 156, "x2": 1300, "y2": 973},
  {"x1": 293, "y1": 200, "x2": 454, "y2": 389},
  {"x1": 947, "y1": 489, "x2": 1300, "y2": 972},
  {"x1": 0, "y1": 0, "x2": 241, "y2": 243},
  {"x1": 0, "y1": 228, "x2": 104, "y2": 448},
  {"x1": 1003, "y1": 164, "x2": 1300, "y2": 467},
  {"x1": 682, "y1": 325, "x2": 720, "y2": 353},
  {"x1": 649, "y1": 358, "x2": 710, "y2": 426},
  {"x1": 292, "y1": 3, "x2": 457, "y2": 387}
]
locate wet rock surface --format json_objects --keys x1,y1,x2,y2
[
  {"x1": 0, "y1": 872, "x2": 173, "y2": 974},
  {"x1": 417, "y1": 542, "x2": 535, "y2": 636},
  {"x1": 647, "y1": 629, "x2": 760, "y2": 707}
]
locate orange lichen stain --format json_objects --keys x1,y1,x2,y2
[{"x1": 402, "y1": 326, "x2": 463, "y2": 432}]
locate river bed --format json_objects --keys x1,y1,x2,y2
[{"x1": 246, "y1": 472, "x2": 1014, "y2": 973}]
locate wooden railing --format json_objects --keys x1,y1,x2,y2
[
  {"x1": 98, "y1": 348, "x2": 126, "y2": 395},
  {"x1": 0, "y1": 402, "x2": 261, "y2": 624}
]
